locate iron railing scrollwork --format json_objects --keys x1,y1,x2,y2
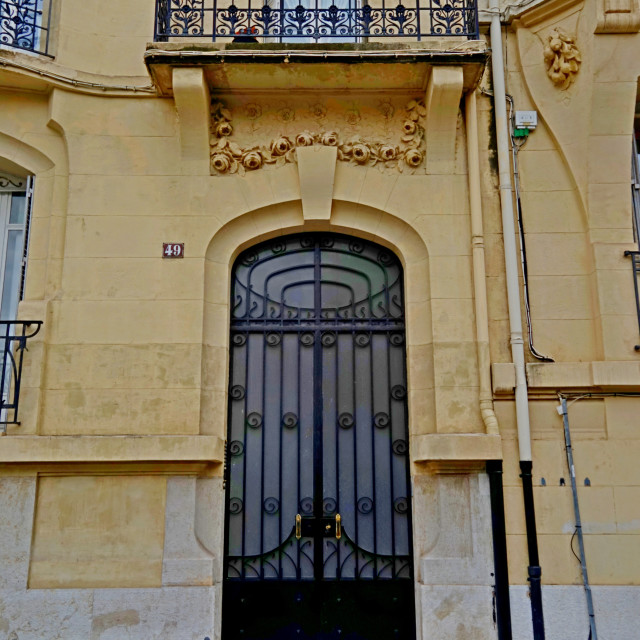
[
  {"x1": 154, "y1": 0, "x2": 479, "y2": 41},
  {"x1": 0, "y1": 0, "x2": 52, "y2": 55},
  {"x1": 0, "y1": 320, "x2": 42, "y2": 429},
  {"x1": 624, "y1": 250, "x2": 640, "y2": 351}
]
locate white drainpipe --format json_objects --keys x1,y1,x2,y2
[
  {"x1": 489, "y1": 0, "x2": 531, "y2": 463},
  {"x1": 490, "y1": 2, "x2": 545, "y2": 637}
]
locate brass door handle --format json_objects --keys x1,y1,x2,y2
[
  {"x1": 336, "y1": 513, "x2": 341, "y2": 539},
  {"x1": 295, "y1": 513, "x2": 301, "y2": 539}
]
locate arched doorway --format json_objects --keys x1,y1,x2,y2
[{"x1": 222, "y1": 232, "x2": 415, "y2": 639}]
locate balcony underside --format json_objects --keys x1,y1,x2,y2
[{"x1": 145, "y1": 41, "x2": 488, "y2": 96}]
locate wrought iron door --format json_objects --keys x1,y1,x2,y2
[{"x1": 222, "y1": 233, "x2": 415, "y2": 640}]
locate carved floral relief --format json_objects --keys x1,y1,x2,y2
[
  {"x1": 209, "y1": 99, "x2": 426, "y2": 176},
  {"x1": 543, "y1": 28, "x2": 582, "y2": 89}
]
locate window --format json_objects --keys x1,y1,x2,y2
[
  {"x1": 0, "y1": 174, "x2": 31, "y2": 321},
  {"x1": 0, "y1": 0, "x2": 52, "y2": 55}
]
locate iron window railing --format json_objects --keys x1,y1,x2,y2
[
  {"x1": 0, "y1": 320, "x2": 42, "y2": 430},
  {"x1": 632, "y1": 137, "x2": 640, "y2": 244},
  {"x1": 154, "y1": 0, "x2": 479, "y2": 42},
  {"x1": 624, "y1": 251, "x2": 640, "y2": 352},
  {"x1": 0, "y1": 0, "x2": 52, "y2": 56}
]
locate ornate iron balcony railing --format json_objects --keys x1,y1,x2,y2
[
  {"x1": 0, "y1": 320, "x2": 42, "y2": 430},
  {"x1": 624, "y1": 250, "x2": 640, "y2": 352},
  {"x1": 0, "y1": 0, "x2": 52, "y2": 55},
  {"x1": 154, "y1": 0, "x2": 479, "y2": 42}
]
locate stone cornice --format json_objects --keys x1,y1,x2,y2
[
  {"x1": 0, "y1": 435, "x2": 225, "y2": 465},
  {"x1": 506, "y1": 0, "x2": 584, "y2": 27},
  {"x1": 492, "y1": 361, "x2": 640, "y2": 395}
]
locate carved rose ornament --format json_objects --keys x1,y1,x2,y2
[{"x1": 209, "y1": 100, "x2": 426, "y2": 176}]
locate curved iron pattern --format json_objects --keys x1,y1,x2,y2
[
  {"x1": 224, "y1": 233, "x2": 412, "y2": 584},
  {"x1": 154, "y1": 0, "x2": 478, "y2": 41},
  {"x1": 0, "y1": 0, "x2": 51, "y2": 55},
  {"x1": 227, "y1": 525, "x2": 314, "y2": 580},
  {"x1": 0, "y1": 321, "x2": 42, "y2": 428},
  {"x1": 227, "y1": 523, "x2": 410, "y2": 581},
  {"x1": 231, "y1": 234, "x2": 404, "y2": 328}
]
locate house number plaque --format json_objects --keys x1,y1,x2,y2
[{"x1": 163, "y1": 243, "x2": 184, "y2": 258}]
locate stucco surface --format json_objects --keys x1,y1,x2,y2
[
  {"x1": 510, "y1": 585, "x2": 640, "y2": 640},
  {"x1": 0, "y1": 0, "x2": 640, "y2": 637}
]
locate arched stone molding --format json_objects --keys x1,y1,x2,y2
[
  {"x1": 0, "y1": 133, "x2": 55, "y2": 176},
  {"x1": 200, "y1": 199, "x2": 434, "y2": 442},
  {"x1": 0, "y1": 132, "x2": 67, "y2": 435},
  {"x1": 192, "y1": 199, "x2": 434, "y2": 638},
  {"x1": 0, "y1": 123, "x2": 69, "y2": 300}
]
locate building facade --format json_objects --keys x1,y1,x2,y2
[{"x1": 0, "y1": 0, "x2": 639, "y2": 638}]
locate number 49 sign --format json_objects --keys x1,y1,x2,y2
[{"x1": 163, "y1": 243, "x2": 184, "y2": 258}]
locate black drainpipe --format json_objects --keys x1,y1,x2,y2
[
  {"x1": 520, "y1": 460, "x2": 545, "y2": 639},
  {"x1": 487, "y1": 460, "x2": 513, "y2": 640}
]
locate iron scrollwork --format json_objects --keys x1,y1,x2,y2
[
  {"x1": 0, "y1": 0, "x2": 50, "y2": 55},
  {"x1": 299, "y1": 497, "x2": 314, "y2": 515},
  {"x1": 246, "y1": 412, "x2": 263, "y2": 429},
  {"x1": 373, "y1": 412, "x2": 390, "y2": 429},
  {"x1": 155, "y1": 0, "x2": 479, "y2": 41},
  {"x1": 0, "y1": 321, "x2": 43, "y2": 429},
  {"x1": 282, "y1": 412, "x2": 298, "y2": 429}
]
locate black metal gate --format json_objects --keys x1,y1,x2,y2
[{"x1": 222, "y1": 233, "x2": 415, "y2": 640}]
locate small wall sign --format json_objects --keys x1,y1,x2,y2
[{"x1": 163, "y1": 243, "x2": 184, "y2": 258}]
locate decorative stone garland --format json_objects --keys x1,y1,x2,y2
[{"x1": 210, "y1": 99, "x2": 426, "y2": 176}]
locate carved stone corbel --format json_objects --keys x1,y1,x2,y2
[
  {"x1": 424, "y1": 66, "x2": 464, "y2": 174},
  {"x1": 595, "y1": 0, "x2": 640, "y2": 33},
  {"x1": 172, "y1": 68, "x2": 211, "y2": 176}
]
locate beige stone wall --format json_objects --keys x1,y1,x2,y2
[
  {"x1": 0, "y1": 0, "x2": 638, "y2": 618},
  {"x1": 29, "y1": 475, "x2": 167, "y2": 588},
  {"x1": 484, "y1": 0, "x2": 640, "y2": 588}
]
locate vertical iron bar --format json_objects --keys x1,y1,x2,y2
[
  {"x1": 369, "y1": 332, "x2": 378, "y2": 578},
  {"x1": 44, "y1": 0, "x2": 51, "y2": 53},
  {"x1": 278, "y1": 330, "x2": 284, "y2": 578},
  {"x1": 334, "y1": 327, "x2": 341, "y2": 578},
  {"x1": 13, "y1": 329, "x2": 25, "y2": 421},
  {"x1": 351, "y1": 328, "x2": 359, "y2": 579},
  {"x1": 0, "y1": 324, "x2": 8, "y2": 419},
  {"x1": 386, "y1": 329, "x2": 397, "y2": 578},
  {"x1": 296, "y1": 308, "x2": 302, "y2": 579},
  {"x1": 212, "y1": 0, "x2": 217, "y2": 40},
  {"x1": 313, "y1": 240, "x2": 324, "y2": 580},
  {"x1": 624, "y1": 251, "x2": 640, "y2": 350},
  {"x1": 472, "y1": 0, "x2": 480, "y2": 39},
  {"x1": 240, "y1": 332, "x2": 250, "y2": 579},
  {"x1": 260, "y1": 305, "x2": 268, "y2": 579}
]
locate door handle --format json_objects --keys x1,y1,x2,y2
[
  {"x1": 295, "y1": 513, "x2": 301, "y2": 539},
  {"x1": 335, "y1": 513, "x2": 341, "y2": 540}
]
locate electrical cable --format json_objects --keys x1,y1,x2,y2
[
  {"x1": 146, "y1": 44, "x2": 488, "y2": 59},
  {"x1": 570, "y1": 528, "x2": 581, "y2": 564},
  {"x1": 0, "y1": 57, "x2": 156, "y2": 94},
  {"x1": 506, "y1": 93, "x2": 555, "y2": 362}
]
